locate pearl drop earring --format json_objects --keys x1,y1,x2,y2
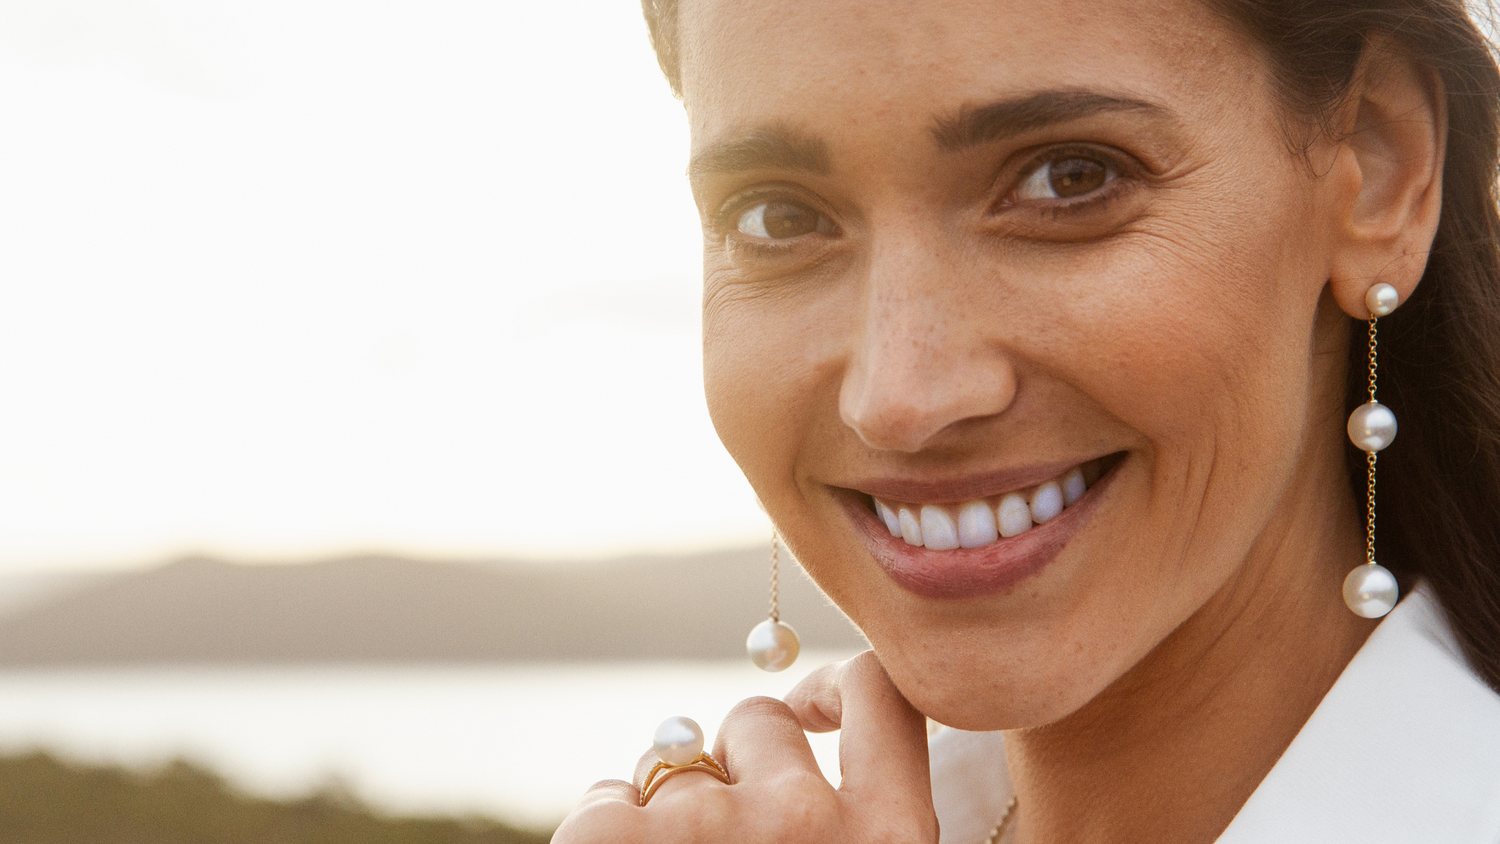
[
  {"x1": 1343, "y1": 282, "x2": 1401, "y2": 619},
  {"x1": 747, "y1": 533, "x2": 800, "y2": 671}
]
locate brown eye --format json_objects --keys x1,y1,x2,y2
[
  {"x1": 1048, "y1": 158, "x2": 1107, "y2": 196},
  {"x1": 737, "y1": 201, "x2": 829, "y2": 239},
  {"x1": 1015, "y1": 156, "x2": 1114, "y2": 201}
]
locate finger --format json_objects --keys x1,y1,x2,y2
[
  {"x1": 574, "y1": 778, "x2": 639, "y2": 809},
  {"x1": 784, "y1": 658, "x2": 851, "y2": 733},
  {"x1": 633, "y1": 745, "x2": 733, "y2": 809},
  {"x1": 710, "y1": 695, "x2": 827, "y2": 786},
  {"x1": 814, "y1": 652, "x2": 932, "y2": 805},
  {"x1": 633, "y1": 747, "x2": 661, "y2": 788},
  {"x1": 550, "y1": 780, "x2": 642, "y2": 844}
]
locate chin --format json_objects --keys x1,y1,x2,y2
[{"x1": 872, "y1": 633, "x2": 1115, "y2": 732}]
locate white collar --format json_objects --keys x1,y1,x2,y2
[{"x1": 929, "y1": 583, "x2": 1500, "y2": 843}]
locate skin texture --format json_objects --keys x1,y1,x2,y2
[{"x1": 552, "y1": 0, "x2": 1446, "y2": 841}]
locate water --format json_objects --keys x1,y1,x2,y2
[{"x1": 0, "y1": 653, "x2": 858, "y2": 831}]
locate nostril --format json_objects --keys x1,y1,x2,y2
[
  {"x1": 840, "y1": 395, "x2": 952, "y2": 453},
  {"x1": 838, "y1": 355, "x2": 1019, "y2": 454}
]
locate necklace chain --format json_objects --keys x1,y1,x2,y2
[
  {"x1": 982, "y1": 795, "x2": 1019, "y2": 844},
  {"x1": 768, "y1": 534, "x2": 781, "y2": 622}
]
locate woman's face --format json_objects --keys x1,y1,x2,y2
[{"x1": 686, "y1": 0, "x2": 1356, "y2": 729}]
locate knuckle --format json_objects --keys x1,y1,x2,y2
[
  {"x1": 717, "y1": 696, "x2": 801, "y2": 749},
  {"x1": 552, "y1": 800, "x2": 641, "y2": 844},
  {"x1": 633, "y1": 748, "x2": 662, "y2": 784},
  {"x1": 843, "y1": 650, "x2": 884, "y2": 683},
  {"x1": 646, "y1": 784, "x2": 738, "y2": 839},
  {"x1": 726, "y1": 694, "x2": 797, "y2": 723},
  {"x1": 767, "y1": 767, "x2": 835, "y2": 801}
]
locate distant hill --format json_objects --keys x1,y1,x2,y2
[
  {"x1": 0, "y1": 751, "x2": 552, "y2": 843},
  {"x1": 0, "y1": 548, "x2": 867, "y2": 665}
]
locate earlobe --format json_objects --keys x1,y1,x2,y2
[{"x1": 1327, "y1": 37, "x2": 1446, "y2": 320}]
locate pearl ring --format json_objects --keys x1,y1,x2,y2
[{"x1": 639, "y1": 716, "x2": 732, "y2": 806}]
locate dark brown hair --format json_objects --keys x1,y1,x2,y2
[{"x1": 640, "y1": 0, "x2": 1500, "y2": 691}]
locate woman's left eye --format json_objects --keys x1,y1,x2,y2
[
  {"x1": 736, "y1": 201, "x2": 832, "y2": 240},
  {"x1": 1014, "y1": 155, "x2": 1116, "y2": 201}
]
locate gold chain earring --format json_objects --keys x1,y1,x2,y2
[
  {"x1": 1343, "y1": 282, "x2": 1401, "y2": 618},
  {"x1": 747, "y1": 532, "x2": 800, "y2": 671}
]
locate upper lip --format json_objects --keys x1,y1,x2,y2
[{"x1": 842, "y1": 458, "x2": 1098, "y2": 505}]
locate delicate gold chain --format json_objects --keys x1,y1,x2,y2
[
  {"x1": 1365, "y1": 449, "x2": 1378, "y2": 565},
  {"x1": 769, "y1": 534, "x2": 781, "y2": 623},
  {"x1": 1365, "y1": 316, "x2": 1378, "y2": 565},
  {"x1": 982, "y1": 796, "x2": 1019, "y2": 844}
]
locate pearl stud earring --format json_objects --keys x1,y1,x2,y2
[
  {"x1": 747, "y1": 533, "x2": 800, "y2": 671},
  {"x1": 1343, "y1": 282, "x2": 1401, "y2": 619}
]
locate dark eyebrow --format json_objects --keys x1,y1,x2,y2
[
  {"x1": 932, "y1": 90, "x2": 1170, "y2": 151},
  {"x1": 687, "y1": 126, "x2": 831, "y2": 190}
]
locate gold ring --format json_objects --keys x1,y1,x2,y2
[{"x1": 639, "y1": 752, "x2": 732, "y2": 806}]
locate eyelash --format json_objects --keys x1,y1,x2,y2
[
  {"x1": 999, "y1": 144, "x2": 1133, "y2": 218},
  {"x1": 728, "y1": 238, "x2": 802, "y2": 258},
  {"x1": 1037, "y1": 186, "x2": 1120, "y2": 221},
  {"x1": 709, "y1": 144, "x2": 1140, "y2": 251},
  {"x1": 711, "y1": 188, "x2": 834, "y2": 255}
]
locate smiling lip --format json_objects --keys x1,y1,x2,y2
[{"x1": 838, "y1": 457, "x2": 1120, "y2": 600}]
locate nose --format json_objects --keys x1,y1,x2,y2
[{"x1": 838, "y1": 239, "x2": 1018, "y2": 453}]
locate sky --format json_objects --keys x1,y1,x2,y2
[{"x1": 0, "y1": 0, "x2": 771, "y2": 572}]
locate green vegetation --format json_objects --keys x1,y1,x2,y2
[{"x1": 0, "y1": 752, "x2": 554, "y2": 844}]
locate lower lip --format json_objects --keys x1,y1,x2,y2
[{"x1": 840, "y1": 465, "x2": 1118, "y2": 600}]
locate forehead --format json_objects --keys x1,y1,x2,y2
[{"x1": 676, "y1": 0, "x2": 1262, "y2": 147}]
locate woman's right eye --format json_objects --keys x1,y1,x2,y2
[{"x1": 736, "y1": 201, "x2": 831, "y2": 240}]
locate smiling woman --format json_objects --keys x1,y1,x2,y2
[{"x1": 553, "y1": 0, "x2": 1500, "y2": 841}]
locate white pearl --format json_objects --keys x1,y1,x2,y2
[
  {"x1": 653, "y1": 716, "x2": 705, "y2": 766},
  {"x1": 1347, "y1": 401, "x2": 1397, "y2": 452},
  {"x1": 1343, "y1": 563, "x2": 1399, "y2": 618},
  {"x1": 746, "y1": 619, "x2": 800, "y2": 672},
  {"x1": 1366, "y1": 283, "x2": 1400, "y2": 317}
]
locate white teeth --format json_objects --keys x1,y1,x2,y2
[
  {"x1": 1062, "y1": 468, "x2": 1086, "y2": 505},
  {"x1": 920, "y1": 505, "x2": 961, "y2": 550},
  {"x1": 1029, "y1": 481, "x2": 1064, "y2": 524},
  {"x1": 873, "y1": 459, "x2": 1103, "y2": 551},
  {"x1": 957, "y1": 500, "x2": 999, "y2": 548},
  {"x1": 997, "y1": 493, "x2": 1033, "y2": 537},
  {"x1": 897, "y1": 507, "x2": 923, "y2": 546}
]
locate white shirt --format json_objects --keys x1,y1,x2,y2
[{"x1": 929, "y1": 584, "x2": 1500, "y2": 842}]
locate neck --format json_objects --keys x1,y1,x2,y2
[{"x1": 1002, "y1": 446, "x2": 1378, "y2": 844}]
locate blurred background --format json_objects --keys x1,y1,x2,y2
[{"x1": 0, "y1": 1, "x2": 865, "y2": 839}]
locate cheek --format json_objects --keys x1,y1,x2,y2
[
  {"x1": 701, "y1": 278, "x2": 829, "y2": 507},
  {"x1": 1114, "y1": 229, "x2": 1318, "y2": 444},
  {"x1": 1032, "y1": 149, "x2": 1326, "y2": 446},
  {"x1": 1046, "y1": 189, "x2": 1326, "y2": 583}
]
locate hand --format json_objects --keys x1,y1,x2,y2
[{"x1": 550, "y1": 651, "x2": 939, "y2": 844}]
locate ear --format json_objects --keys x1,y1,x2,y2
[{"x1": 1326, "y1": 36, "x2": 1446, "y2": 319}]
